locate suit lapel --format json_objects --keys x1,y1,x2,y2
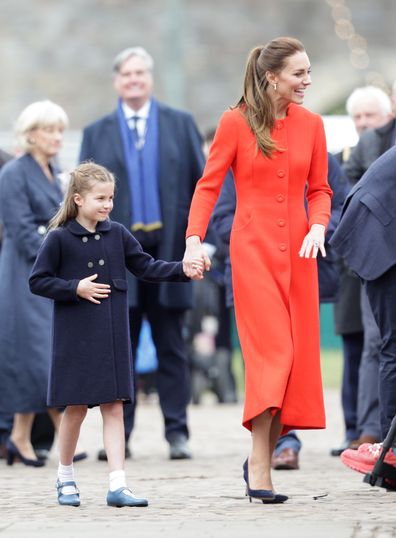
[
  {"x1": 158, "y1": 104, "x2": 179, "y2": 206},
  {"x1": 107, "y1": 110, "x2": 128, "y2": 168},
  {"x1": 23, "y1": 154, "x2": 62, "y2": 205}
]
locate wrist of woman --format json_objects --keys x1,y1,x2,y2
[
  {"x1": 186, "y1": 235, "x2": 202, "y2": 246},
  {"x1": 310, "y1": 223, "x2": 325, "y2": 231}
]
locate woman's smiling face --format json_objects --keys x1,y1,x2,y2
[{"x1": 269, "y1": 51, "x2": 312, "y2": 106}]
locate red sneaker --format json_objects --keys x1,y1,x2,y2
[{"x1": 341, "y1": 443, "x2": 396, "y2": 474}]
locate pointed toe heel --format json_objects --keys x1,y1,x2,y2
[
  {"x1": 262, "y1": 493, "x2": 289, "y2": 504},
  {"x1": 106, "y1": 487, "x2": 148, "y2": 508},
  {"x1": 243, "y1": 458, "x2": 287, "y2": 503},
  {"x1": 6, "y1": 440, "x2": 45, "y2": 467},
  {"x1": 56, "y1": 480, "x2": 80, "y2": 507}
]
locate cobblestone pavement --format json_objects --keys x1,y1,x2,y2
[{"x1": 1, "y1": 389, "x2": 395, "y2": 538}]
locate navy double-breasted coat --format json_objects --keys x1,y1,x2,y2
[
  {"x1": 0, "y1": 154, "x2": 63, "y2": 414},
  {"x1": 29, "y1": 219, "x2": 189, "y2": 407}
]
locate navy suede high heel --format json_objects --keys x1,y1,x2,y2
[
  {"x1": 243, "y1": 459, "x2": 288, "y2": 503},
  {"x1": 6, "y1": 439, "x2": 45, "y2": 467}
]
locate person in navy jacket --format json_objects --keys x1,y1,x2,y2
[
  {"x1": 29, "y1": 162, "x2": 203, "y2": 508},
  {"x1": 330, "y1": 145, "x2": 396, "y2": 474},
  {"x1": 79, "y1": 47, "x2": 205, "y2": 460},
  {"x1": 0, "y1": 100, "x2": 68, "y2": 468}
]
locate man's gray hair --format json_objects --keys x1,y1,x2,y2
[
  {"x1": 346, "y1": 85, "x2": 392, "y2": 117},
  {"x1": 112, "y1": 47, "x2": 154, "y2": 73}
]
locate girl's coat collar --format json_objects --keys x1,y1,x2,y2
[{"x1": 66, "y1": 218, "x2": 112, "y2": 236}]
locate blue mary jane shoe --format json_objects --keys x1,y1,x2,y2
[
  {"x1": 56, "y1": 480, "x2": 80, "y2": 507},
  {"x1": 106, "y1": 487, "x2": 148, "y2": 508}
]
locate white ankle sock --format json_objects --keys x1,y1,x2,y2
[
  {"x1": 58, "y1": 463, "x2": 77, "y2": 495},
  {"x1": 58, "y1": 462, "x2": 74, "y2": 483},
  {"x1": 109, "y1": 469, "x2": 129, "y2": 492}
]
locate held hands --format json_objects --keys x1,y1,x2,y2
[
  {"x1": 77, "y1": 274, "x2": 111, "y2": 304},
  {"x1": 299, "y1": 224, "x2": 326, "y2": 259},
  {"x1": 183, "y1": 236, "x2": 211, "y2": 280}
]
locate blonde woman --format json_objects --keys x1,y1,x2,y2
[{"x1": 0, "y1": 100, "x2": 67, "y2": 466}]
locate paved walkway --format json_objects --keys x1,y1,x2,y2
[{"x1": 1, "y1": 389, "x2": 395, "y2": 538}]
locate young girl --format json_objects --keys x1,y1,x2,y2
[{"x1": 29, "y1": 162, "x2": 203, "y2": 508}]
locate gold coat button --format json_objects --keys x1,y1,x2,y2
[
  {"x1": 87, "y1": 261, "x2": 94, "y2": 268},
  {"x1": 98, "y1": 259, "x2": 105, "y2": 266},
  {"x1": 82, "y1": 237, "x2": 88, "y2": 243}
]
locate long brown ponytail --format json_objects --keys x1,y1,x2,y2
[{"x1": 237, "y1": 37, "x2": 305, "y2": 158}]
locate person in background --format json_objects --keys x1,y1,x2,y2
[
  {"x1": 0, "y1": 100, "x2": 69, "y2": 467},
  {"x1": 331, "y1": 146, "x2": 396, "y2": 476},
  {"x1": 331, "y1": 86, "x2": 393, "y2": 456},
  {"x1": 79, "y1": 47, "x2": 205, "y2": 461},
  {"x1": 0, "y1": 147, "x2": 12, "y2": 460},
  {"x1": 184, "y1": 37, "x2": 332, "y2": 503}
]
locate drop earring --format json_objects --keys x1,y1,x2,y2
[{"x1": 273, "y1": 83, "x2": 277, "y2": 91}]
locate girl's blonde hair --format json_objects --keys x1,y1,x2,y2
[
  {"x1": 49, "y1": 162, "x2": 115, "y2": 230},
  {"x1": 15, "y1": 100, "x2": 69, "y2": 153},
  {"x1": 236, "y1": 37, "x2": 305, "y2": 158}
]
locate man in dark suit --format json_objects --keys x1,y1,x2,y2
[
  {"x1": 79, "y1": 47, "x2": 205, "y2": 460},
  {"x1": 330, "y1": 145, "x2": 396, "y2": 472},
  {"x1": 331, "y1": 86, "x2": 394, "y2": 456}
]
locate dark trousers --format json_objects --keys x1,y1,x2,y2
[
  {"x1": 123, "y1": 280, "x2": 191, "y2": 444},
  {"x1": 364, "y1": 265, "x2": 396, "y2": 440},
  {"x1": 341, "y1": 331, "x2": 364, "y2": 440}
]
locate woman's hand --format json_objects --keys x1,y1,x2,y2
[
  {"x1": 183, "y1": 236, "x2": 211, "y2": 279},
  {"x1": 77, "y1": 274, "x2": 111, "y2": 304},
  {"x1": 299, "y1": 224, "x2": 326, "y2": 259}
]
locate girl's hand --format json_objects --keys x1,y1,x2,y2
[
  {"x1": 77, "y1": 274, "x2": 111, "y2": 304},
  {"x1": 299, "y1": 224, "x2": 326, "y2": 259},
  {"x1": 183, "y1": 236, "x2": 211, "y2": 279},
  {"x1": 183, "y1": 258, "x2": 205, "y2": 281}
]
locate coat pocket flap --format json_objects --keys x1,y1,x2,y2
[
  {"x1": 359, "y1": 192, "x2": 392, "y2": 226},
  {"x1": 112, "y1": 279, "x2": 128, "y2": 291}
]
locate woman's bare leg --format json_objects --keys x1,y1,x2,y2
[
  {"x1": 10, "y1": 413, "x2": 37, "y2": 460},
  {"x1": 249, "y1": 409, "x2": 282, "y2": 491}
]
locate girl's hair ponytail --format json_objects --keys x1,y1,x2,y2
[{"x1": 49, "y1": 162, "x2": 115, "y2": 230}]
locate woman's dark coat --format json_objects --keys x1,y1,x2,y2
[
  {"x1": 0, "y1": 154, "x2": 63, "y2": 413},
  {"x1": 29, "y1": 219, "x2": 188, "y2": 407}
]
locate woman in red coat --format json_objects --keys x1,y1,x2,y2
[{"x1": 183, "y1": 37, "x2": 332, "y2": 502}]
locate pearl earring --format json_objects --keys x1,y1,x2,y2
[{"x1": 273, "y1": 83, "x2": 277, "y2": 91}]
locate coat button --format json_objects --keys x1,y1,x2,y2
[
  {"x1": 277, "y1": 219, "x2": 286, "y2": 227},
  {"x1": 279, "y1": 244, "x2": 287, "y2": 251},
  {"x1": 82, "y1": 236, "x2": 88, "y2": 243},
  {"x1": 276, "y1": 194, "x2": 285, "y2": 203},
  {"x1": 94, "y1": 234, "x2": 100, "y2": 240},
  {"x1": 37, "y1": 225, "x2": 47, "y2": 235},
  {"x1": 98, "y1": 259, "x2": 105, "y2": 266},
  {"x1": 87, "y1": 261, "x2": 94, "y2": 268},
  {"x1": 277, "y1": 170, "x2": 285, "y2": 178}
]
